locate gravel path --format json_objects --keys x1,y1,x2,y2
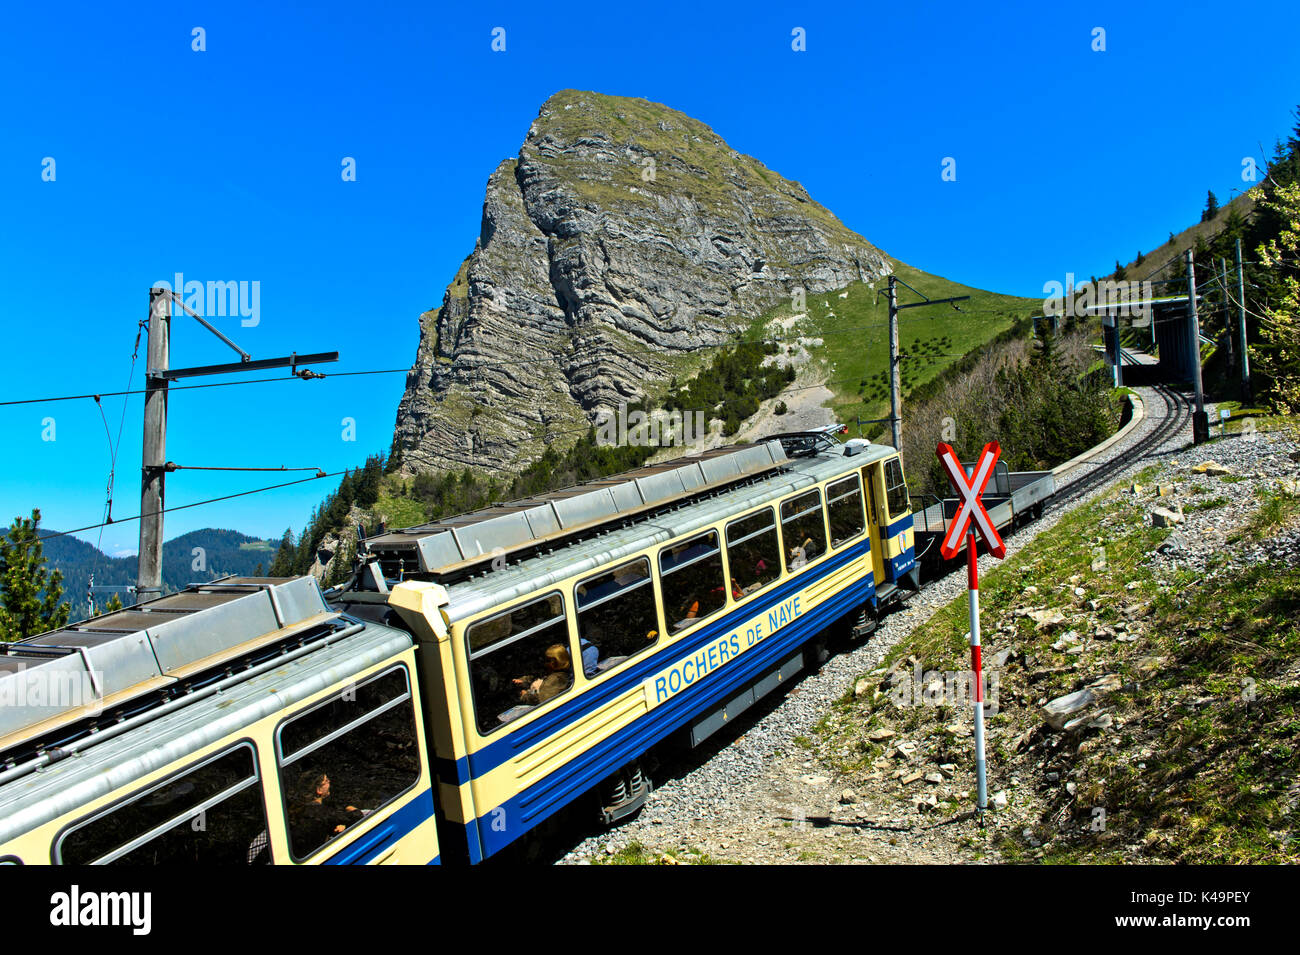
[{"x1": 559, "y1": 386, "x2": 1198, "y2": 864}]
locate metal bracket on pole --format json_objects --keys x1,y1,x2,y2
[
  {"x1": 888, "y1": 277, "x2": 971, "y2": 452},
  {"x1": 133, "y1": 286, "x2": 341, "y2": 603}
]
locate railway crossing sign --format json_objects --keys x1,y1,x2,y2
[
  {"x1": 936, "y1": 441, "x2": 1007, "y2": 561},
  {"x1": 935, "y1": 440, "x2": 1008, "y2": 820}
]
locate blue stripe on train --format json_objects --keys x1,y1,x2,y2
[
  {"x1": 888, "y1": 546, "x2": 916, "y2": 581},
  {"x1": 886, "y1": 514, "x2": 913, "y2": 537},
  {"x1": 432, "y1": 754, "x2": 470, "y2": 786},
  {"x1": 322, "y1": 787, "x2": 437, "y2": 865},
  {"x1": 466, "y1": 565, "x2": 875, "y2": 859},
  {"x1": 465, "y1": 540, "x2": 872, "y2": 781}
]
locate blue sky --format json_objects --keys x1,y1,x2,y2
[{"x1": 1, "y1": 0, "x2": 1297, "y2": 556}]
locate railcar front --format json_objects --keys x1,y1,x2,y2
[{"x1": 385, "y1": 440, "x2": 896, "y2": 862}]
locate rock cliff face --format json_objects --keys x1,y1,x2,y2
[{"x1": 391, "y1": 90, "x2": 890, "y2": 474}]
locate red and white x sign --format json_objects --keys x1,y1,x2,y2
[{"x1": 936, "y1": 441, "x2": 1006, "y2": 561}]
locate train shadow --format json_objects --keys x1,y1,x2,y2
[{"x1": 492, "y1": 655, "x2": 841, "y2": 864}]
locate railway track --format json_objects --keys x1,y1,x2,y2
[{"x1": 1043, "y1": 384, "x2": 1193, "y2": 514}]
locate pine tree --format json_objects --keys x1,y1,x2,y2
[
  {"x1": 1203, "y1": 190, "x2": 1220, "y2": 222},
  {"x1": 92, "y1": 593, "x2": 123, "y2": 618},
  {"x1": 267, "y1": 527, "x2": 295, "y2": 577},
  {"x1": 0, "y1": 510, "x2": 71, "y2": 642}
]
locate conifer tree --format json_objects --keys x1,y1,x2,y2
[
  {"x1": 0, "y1": 510, "x2": 71, "y2": 642},
  {"x1": 1203, "y1": 190, "x2": 1220, "y2": 221}
]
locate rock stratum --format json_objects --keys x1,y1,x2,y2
[{"x1": 391, "y1": 90, "x2": 890, "y2": 474}]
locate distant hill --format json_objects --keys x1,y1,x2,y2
[{"x1": 34, "y1": 528, "x2": 276, "y2": 618}]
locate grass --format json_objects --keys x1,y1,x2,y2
[
  {"x1": 1231, "y1": 485, "x2": 1300, "y2": 542},
  {"x1": 815, "y1": 461, "x2": 1300, "y2": 864},
  {"x1": 594, "y1": 841, "x2": 724, "y2": 865},
  {"x1": 740, "y1": 260, "x2": 1044, "y2": 440},
  {"x1": 369, "y1": 476, "x2": 439, "y2": 529}
]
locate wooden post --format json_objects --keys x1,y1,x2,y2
[
  {"x1": 1236, "y1": 237, "x2": 1252, "y2": 403},
  {"x1": 888, "y1": 275, "x2": 901, "y2": 450},
  {"x1": 1186, "y1": 251, "x2": 1208, "y2": 444},
  {"x1": 137, "y1": 289, "x2": 170, "y2": 602}
]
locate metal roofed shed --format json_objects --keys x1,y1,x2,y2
[
  {"x1": 364, "y1": 441, "x2": 791, "y2": 579},
  {"x1": 0, "y1": 576, "x2": 336, "y2": 750}
]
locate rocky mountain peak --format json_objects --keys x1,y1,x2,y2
[{"x1": 391, "y1": 90, "x2": 890, "y2": 474}]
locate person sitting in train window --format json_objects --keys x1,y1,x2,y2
[
  {"x1": 729, "y1": 577, "x2": 745, "y2": 600},
  {"x1": 292, "y1": 770, "x2": 365, "y2": 844},
  {"x1": 513, "y1": 644, "x2": 573, "y2": 705},
  {"x1": 580, "y1": 637, "x2": 599, "y2": 678},
  {"x1": 788, "y1": 537, "x2": 813, "y2": 569},
  {"x1": 755, "y1": 557, "x2": 769, "y2": 579}
]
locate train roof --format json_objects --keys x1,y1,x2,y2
[
  {"x1": 428, "y1": 437, "x2": 896, "y2": 625},
  {"x1": 0, "y1": 618, "x2": 412, "y2": 846},
  {"x1": 0, "y1": 576, "x2": 336, "y2": 750},
  {"x1": 365, "y1": 441, "x2": 790, "y2": 578}
]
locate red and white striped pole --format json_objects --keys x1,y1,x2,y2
[
  {"x1": 967, "y1": 529, "x2": 987, "y2": 816},
  {"x1": 937, "y1": 441, "x2": 1004, "y2": 821}
]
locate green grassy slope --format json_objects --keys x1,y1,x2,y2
[{"x1": 741, "y1": 260, "x2": 1044, "y2": 439}]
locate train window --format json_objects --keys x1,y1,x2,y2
[
  {"x1": 276, "y1": 667, "x2": 420, "y2": 861},
  {"x1": 465, "y1": 593, "x2": 574, "y2": 734},
  {"x1": 57, "y1": 743, "x2": 271, "y2": 865},
  {"x1": 576, "y1": 558, "x2": 659, "y2": 673},
  {"x1": 884, "y1": 458, "x2": 910, "y2": 518},
  {"x1": 781, "y1": 490, "x2": 827, "y2": 572},
  {"x1": 660, "y1": 531, "x2": 726, "y2": 633},
  {"x1": 827, "y1": 475, "x2": 866, "y2": 547},
  {"x1": 726, "y1": 508, "x2": 780, "y2": 597}
]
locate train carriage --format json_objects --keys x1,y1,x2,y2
[
  {"x1": 0, "y1": 431, "x2": 917, "y2": 865},
  {"x1": 364, "y1": 431, "x2": 918, "y2": 862},
  {"x1": 0, "y1": 578, "x2": 440, "y2": 865}
]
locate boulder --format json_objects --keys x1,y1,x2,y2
[
  {"x1": 1191, "y1": 461, "x2": 1232, "y2": 476},
  {"x1": 1028, "y1": 608, "x2": 1068, "y2": 630},
  {"x1": 1151, "y1": 506, "x2": 1184, "y2": 527},
  {"x1": 1042, "y1": 688, "x2": 1096, "y2": 730}
]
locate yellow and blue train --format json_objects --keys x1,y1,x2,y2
[{"x1": 0, "y1": 430, "x2": 916, "y2": 865}]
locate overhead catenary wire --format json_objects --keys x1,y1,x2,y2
[
  {"x1": 31, "y1": 471, "x2": 350, "y2": 547},
  {"x1": 9, "y1": 295, "x2": 1070, "y2": 544},
  {"x1": 85, "y1": 317, "x2": 148, "y2": 612}
]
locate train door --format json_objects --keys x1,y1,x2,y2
[
  {"x1": 876, "y1": 455, "x2": 916, "y2": 583},
  {"x1": 388, "y1": 581, "x2": 485, "y2": 864},
  {"x1": 861, "y1": 462, "x2": 888, "y2": 587}
]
